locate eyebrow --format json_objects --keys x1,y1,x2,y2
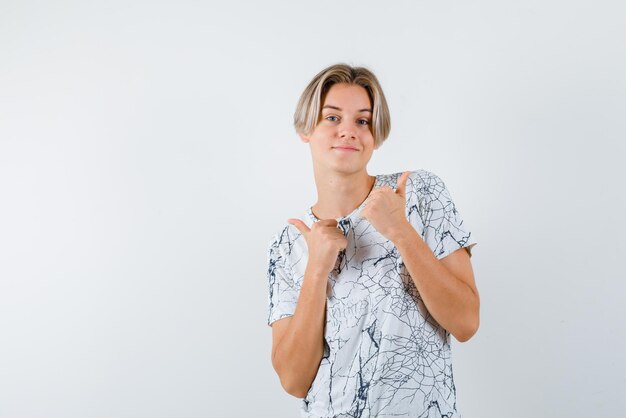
[{"x1": 322, "y1": 105, "x2": 372, "y2": 113}]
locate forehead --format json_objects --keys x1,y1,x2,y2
[{"x1": 321, "y1": 83, "x2": 371, "y2": 110}]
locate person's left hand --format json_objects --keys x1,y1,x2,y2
[{"x1": 360, "y1": 171, "x2": 412, "y2": 242}]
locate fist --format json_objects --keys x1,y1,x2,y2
[
  {"x1": 360, "y1": 171, "x2": 412, "y2": 242},
  {"x1": 287, "y1": 218, "x2": 348, "y2": 277}
]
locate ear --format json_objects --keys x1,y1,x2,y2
[{"x1": 298, "y1": 132, "x2": 310, "y2": 144}]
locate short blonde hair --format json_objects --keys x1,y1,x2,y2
[{"x1": 293, "y1": 63, "x2": 391, "y2": 148}]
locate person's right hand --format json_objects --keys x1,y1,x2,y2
[{"x1": 287, "y1": 218, "x2": 348, "y2": 277}]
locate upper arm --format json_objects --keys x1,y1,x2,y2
[
  {"x1": 270, "y1": 316, "x2": 292, "y2": 369},
  {"x1": 440, "y1": 247, "x2": 479, "y2": 301}
]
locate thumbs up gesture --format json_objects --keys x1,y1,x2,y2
[
  {"x1": 287, "y1": 218, "x2": 348, "y2": 277},
  {"x1": 360, "y1": 171, "x2": 412, "y2": 242}
]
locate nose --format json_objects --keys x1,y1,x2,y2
[{"x1": 338, "y1": 120, "x2": 356, "y2": 139}]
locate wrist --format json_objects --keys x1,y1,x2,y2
[
  {"x1": 304, "y1": 266, "x2": 329, "y2": 281},
  {"x1": 388, "y1": 221, "x2": 416, "y2": 246}
]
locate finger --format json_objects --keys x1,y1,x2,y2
[
  {"x1": 316, "y1": 219, "x2": 339, "y2": 227},
  {"x1": 364, "y1": 190, "x2": 383, "y2": 206},
  {"x1": 287, "y1": 218, "x2": 310, "y2": 235},
  {"x1": 396, "y1": 171, "x2": 411, "y2": 198},
  {"x1": 366, "y1": 188, "x2": 384, "y2": 198}
]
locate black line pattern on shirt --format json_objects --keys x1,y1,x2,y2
[{"x1": 267, "y1": 169, "x2": 476, "y2": 417}]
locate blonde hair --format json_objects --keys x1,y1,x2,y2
[{"x1": 293, "y1": 63, "x2": 391, "y2": 148}]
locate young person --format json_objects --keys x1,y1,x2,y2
[{"x1": 266, "y1": 63, "x2": 479, "y2": 417}]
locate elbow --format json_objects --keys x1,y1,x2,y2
[
  {"x1": 455, "y1": 329, "x2": 476, "y2": 343},
  {"x1": 280, "y1": 376, "x2": 309, "y2": 398},
  {"x1": 273, "y1": 359, "x2": 310, "y2": 398},
  {"x1": 454, "y1": 314, "x2": 480, "y2": 343},
  {"x1": 272, "y1": 343, "x2": 322, "y2": 399}
]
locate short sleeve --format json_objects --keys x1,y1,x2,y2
[
  {"x1": 266, "y1": 233, "x2": 299, "y2": 326},
  {"x1": 420, "y1": 171, "x2": 478, "y2": 260}
]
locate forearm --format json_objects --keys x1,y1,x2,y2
[
  {"x1": 273, "y1": 268, "x2": 327, "y2": 397},
  {"x1": 392, "y1": 224, "x2": 479, "y2": 342}
]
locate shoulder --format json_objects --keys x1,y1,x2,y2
[
  {"x1": 376, "y1": 168, "x2": 443, "y2": 185},
  {"x1": 386, "y1": 169, "x2": 450, "y2": 222},
  {"x1": 267, "y1": 225, "x2": 289, "y2": 251},
  {"x1": 407, "y1": 168, "x2": 445, "y2": 189},
  {"x1": 374, "y1": 169, "x2": 436, "y2": 189},
  {"x1": 380, "y1": 168, "x2": 446, "y2": 198},
  {"x1": 267, "y1": 222, "x2": 304, "y2": 259}
]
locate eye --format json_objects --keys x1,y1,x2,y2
[
  {"x1": 358, "y1": 119, "x2": 370, "y2": 125},
  {"x1": 325, "y1": 115, "x2": 338, "y2": 122}
]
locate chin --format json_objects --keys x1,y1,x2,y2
[{"x1": 327, "y1": 163, "x2": 368, "y2": 174}]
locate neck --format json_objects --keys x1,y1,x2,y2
[{"x1": 310, "y1": 167, "x2": 376, "y2": 220}]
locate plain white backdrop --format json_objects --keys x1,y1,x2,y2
[{"x1": 1, "y1": 1, "x2": 624, "y2": 417}]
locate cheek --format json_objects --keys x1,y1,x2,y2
[{"x1": 311, "y1": 126, "x2": 334, "y2": 141}]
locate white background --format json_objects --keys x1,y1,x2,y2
[{"x1": 1, "y1": 1, "x2": 625, "y2": 417}]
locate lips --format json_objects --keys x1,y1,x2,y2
[{"x1": 333, "y1": 146, "x2": 358, "y2": 151}]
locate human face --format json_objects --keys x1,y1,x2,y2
[{"x1": 299, "y1": 83, "x2": 377, "y2": 176}]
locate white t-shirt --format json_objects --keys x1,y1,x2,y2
[{"x1": 266, "y1": 169, "x2": 478, "y2": 418}]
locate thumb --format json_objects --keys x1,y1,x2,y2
[
  {"x1": 287, "y1": 218, "x2": 310, "y2": 235},
  {"x1": 396, "y1": 171, "x2": 411, "y2": 198}
]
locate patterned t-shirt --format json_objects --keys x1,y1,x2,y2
[{"x1": 266, "y1": 169, "x2": 478, "y2": 418}]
